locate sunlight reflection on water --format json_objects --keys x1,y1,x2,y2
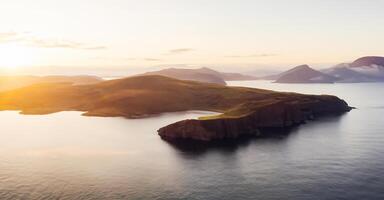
[{"x1": 0, "y1": 82, "x2": 383, "y2": 199}]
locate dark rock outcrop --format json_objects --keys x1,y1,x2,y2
[{"x1": 158, "y1": 96, "x2": 352, "y2": 142}]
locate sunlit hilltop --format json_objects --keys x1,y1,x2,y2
[{"x1": 0, "y1": 1, "x2": 384, "y2": 199}]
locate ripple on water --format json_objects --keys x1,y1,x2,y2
[{"x1": 0, "y1": 82, "x2": 384, "y2": 199}]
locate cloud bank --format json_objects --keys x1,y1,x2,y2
[
  {"x1": 167, "y1": 48, "x2": 194, "y2": 55},
  {"x1": 0, "y1": 32, "x2": 106, "y2": 50},
  {"x1": 0, "y1": 32, "x2": 21, "y2": 42}
]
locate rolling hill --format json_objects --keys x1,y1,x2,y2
[
  {"x1": 137, "y1": 67, "x2": 257, "y2": 85},
  {"x1": 0, "y1": 75, "x2": 352, "y2": 141}
]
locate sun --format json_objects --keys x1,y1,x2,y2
[{"x1": 0, "y1": 43, "x2": 36, "y2": 69}]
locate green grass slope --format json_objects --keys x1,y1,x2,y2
[{"x1": 0, "y1": 75, "x2": 350, "y2": 120}]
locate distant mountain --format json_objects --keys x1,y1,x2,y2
[
  {"x1": 138, "y1": 68, "x2": 226, "y2": 85},
  {"x1": 260, "y1": 73, "x2": 280, "y2": 80},
  {"x1": 322, "y1": 63, "x2": 381, "y2": 83},
  {"x1": 348, "y1": 56, "x2": 384, "y2": 78},
  {"x1": 273, "y1": 65, "x2": 338, "y2": 83},
  {"x1": 137, "y1": 67, "x2": 257, "y2": 85},
  {"x1": 350, "y1": 56, "x2": 384, "y2": 68},
  {"x1": 246, "y1": 69, "x2": 282, "y2": 78},
  {"x1": 323, "y1": 56, "x2": 384, "y2": 82},
  {"x1": 0, "y1": 75, "x2": 102, "y2": 92},
  {"x1": 197, "y1": 67, "x2": 258, "y2": 81}
]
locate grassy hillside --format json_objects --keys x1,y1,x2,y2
[{"x1": 0, "y1": 75, "x2": 349, "y2": 120}]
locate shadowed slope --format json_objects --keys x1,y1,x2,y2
[
  {"x1": 0, "y1": 75, "x2": 270, "y2": 116},
  {"x1": 350, "y1": 56, "x2": 384, "y2": 68},
  {"x1": 0, "y1": 75, "x2": 352, "y2": 141},
  {"x1": 323, "y1": 56, "x2": 384, "y2": 82},
  {"x1": 274, "y1": 65, "x2": 338, "y2": 83}
]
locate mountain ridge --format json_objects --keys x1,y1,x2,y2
[
  {"x1": 137, "y1": 67, "x2": 257, "y2": 85},
  {"x1": 323, "y1": 56, "x2": 384, "y2": 82},
  {"x1": 273, "y1": 64, "x2": 338, "y2": 83}
]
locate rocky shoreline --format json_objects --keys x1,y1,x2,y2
[
  {"x1": 158, "y1": 96, "x2": 352, "y2": 142},
  {"x1": 0, "y1": 75, "x2": 353, "y2": 143}
]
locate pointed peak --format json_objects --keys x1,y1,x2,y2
[
  {"x1": 199, "y1": 67, "x2": 215, "y2": 71},
  {"x1": 285, "y1": 64, "x2": 314, "y2": 73},
  {"x1": 294, "y1": 64, "x2": 311, "y2": 70}
]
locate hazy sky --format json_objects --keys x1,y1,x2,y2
[{"x1": 1, "y1": 0, "x2": 384, "y2": 71}]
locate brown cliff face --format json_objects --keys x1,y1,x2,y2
[{"x1": 158, "y1": 96, "x2": 352, "y2": 142}]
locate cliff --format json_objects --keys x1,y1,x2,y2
[
  {"x1": 158, "y1": 95, "x2": 351, "y2": 141},
  {"x1": 0, "y1": 75, "x2": 352, "y2": 142}
]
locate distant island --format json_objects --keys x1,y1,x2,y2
[
  {"x1": 137, "y1": 67, "x2": 257, "y2": 85},
  {"x1": 271, "y1": 65, "x2": 339, "y2": 83},
  {"x1": 0, "y1": 75, "x2": 352, "y2": 142},
  {"x1": 323, "y1": 56, "x2": 384, "y2": 82},
  {"x1": 262, "y1": 56, "x2": 384, "y2": 83}
]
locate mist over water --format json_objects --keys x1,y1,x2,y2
[{"x1": 0, "y1": 81, "x2": 384, "y2": 199}]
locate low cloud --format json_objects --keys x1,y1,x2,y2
[
  {"x1": 0, "y1": 31, "x2": 106, "y2": 50},
  {"x1": 225, "y1": 54, "x2": 277, "y2": 58},
  {"x1": 167, "y1": 48, "x2": 194, "y2": 55},
  {"x1": 27, "y1": 38, "x2": 106, "y2": 50},
  {"x1": 143, "y1": 58, "x2": 163, "y2": 61},
  {"x1": 121, "y1": 57, "x2": 163, "y2": 62},
  {"x1": 0, "y1": 32, "x2": 20, "y2": 42},
  {"x1": 92, "y1": 57, "x2": 163, "y2": 62}
]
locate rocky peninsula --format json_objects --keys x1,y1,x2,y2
[
  {"x1": 158, "y1": 95, "x2": 351, "y2": 141},
  {"x1": 0, "y1": 75, "x2": 352, "y2": 142}
]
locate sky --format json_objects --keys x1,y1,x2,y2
[{"x1": 1, "y1": 0, "x2": 384, "y2": 74}]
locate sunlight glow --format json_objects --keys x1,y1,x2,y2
[{"x1": 0, "y1": 44, "x2": 36, "y2": 69}]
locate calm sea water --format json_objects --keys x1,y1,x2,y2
[{"x1": 0, "y1": 81, "x2": 383, "y2": 200}]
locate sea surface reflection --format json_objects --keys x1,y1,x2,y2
[{"x1": 0, "y1": 81, "x2": 383, "y2": 199}]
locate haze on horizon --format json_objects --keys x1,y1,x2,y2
[{"x1": 1, "y1": 0, "x2": 384, "y2": 74}]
